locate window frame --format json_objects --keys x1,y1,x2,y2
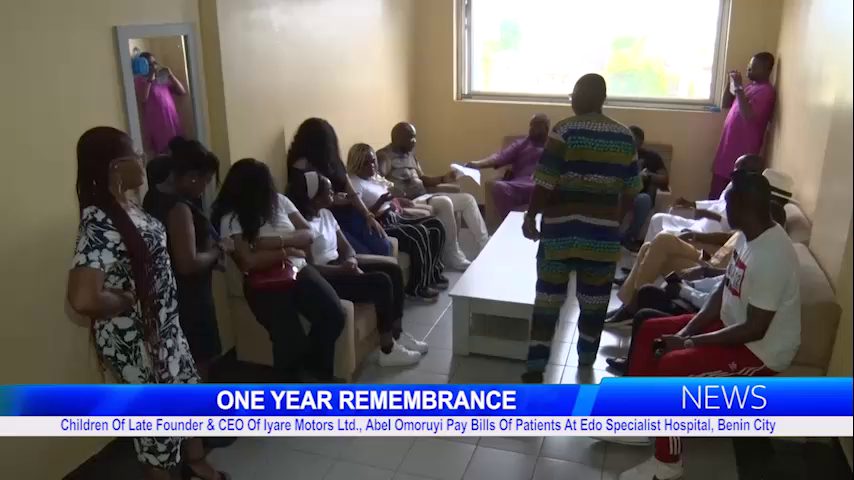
[{"x1": 456, "y1": 0, "x2": 732, "y2": 110}]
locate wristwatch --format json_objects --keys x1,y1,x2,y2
[{"x1": 683, "y1": 337, "x2": 695, "y2": 349}]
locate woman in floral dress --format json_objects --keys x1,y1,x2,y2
[{"x1": 66, "y1": 127, "x2": 228, "y2": 480}]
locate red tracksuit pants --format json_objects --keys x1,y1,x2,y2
[{"x1": 627, "y1": 314, "x2": 777, "y2": 463}]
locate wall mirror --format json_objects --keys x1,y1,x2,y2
[{"x1": 115, "y1": 23, "x2": 206, "y2": 159}]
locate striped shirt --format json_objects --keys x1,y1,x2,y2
[{"x1": 533, "y1": 113, "x2": 641, "y2": 263}]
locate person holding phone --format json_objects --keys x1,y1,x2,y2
[
  {"x1": 134, "y1": 52, "x2": 187, "y2": 155},
  {"x1": 347, "y1": 143, "x2": 448, "y2": 302},
  {"x1": 709, "y1": 52, "x2": 776, "y2": 199}
]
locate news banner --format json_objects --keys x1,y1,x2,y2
[{"x1": 0, "y1": 378, "x2": 851, "y2": 437}]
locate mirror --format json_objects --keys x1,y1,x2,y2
[{"x1": 116, "y1": 24, "x2": 206, "y2": 160}]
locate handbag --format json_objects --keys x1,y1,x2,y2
[{"x1": 247, "y1": 259, "x2": 298, "y2": 291}]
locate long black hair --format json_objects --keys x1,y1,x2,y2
[
  {"x1": 169, "y1": 136, "x2": 220, "y2": 182},
  {"x1": 76, "y1": 126, "x2": 161, "y2": 366},
  {"x1": 211, "y1": 158, "x2": 278, "y2": 242},
  {"x1": 286, "y1": 118, "x2": 347, "y2": 191}
]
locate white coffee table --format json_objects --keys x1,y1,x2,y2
[{"x1": 450, "y1": 212, "x2": 537, "y2": 360}]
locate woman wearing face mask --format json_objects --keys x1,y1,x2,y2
[
  {"x1": 290, "y1": 171, "x2": 429, "y2": 367},
  {"x1": 143, "y1": 137, "x2": 223, "y2": 380},
  {"x1": 67, "y1": 127, "x2": 227, "y2": 480},
  {"x1": 135, "y1": 52, "x2": 187, "y2": 155}
]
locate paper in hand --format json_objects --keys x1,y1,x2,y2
[{"x1": 450, "y1": 163, "x2": 481, "y2": 185}]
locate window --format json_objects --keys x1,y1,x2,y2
[{"x1": 458, "y1": 0, "x2": 730, "y2": 108}]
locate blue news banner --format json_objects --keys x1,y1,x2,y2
[{"x1": 0, "y1": 378, "x2": 850, "y2": 437}]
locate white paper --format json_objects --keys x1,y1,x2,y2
[{"x1": 451, "y1": 163, "x2": 481, "y2": 185}]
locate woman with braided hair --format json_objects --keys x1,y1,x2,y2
[{"x1": 66, "y1": 127, "x2": 228, "y2": 480}]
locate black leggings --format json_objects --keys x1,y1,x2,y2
[
  {"x1": 321, "y1": 260, "x2": 405, "y2": 337},
  {"x1": 380, "y1": 211, "x2": 445, "y2": 294},
  {"x1": 243, "y1": 264, "x2": 345, "y2": 381},
  {"x1": 624, "y1": 284, "x2": 695, "y2": 366}
]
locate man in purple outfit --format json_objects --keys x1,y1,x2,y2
[
  {"x1": 709, "y1": 52, "x2": 777, "y2": 199},
  {"x1": 467, "y1": 114, "x2": 551, "y2": 223}
]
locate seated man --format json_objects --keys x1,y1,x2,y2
[
  {"x1": 466, "y1": 114, "x2": 551, "y2": 224},
  {"x1": 599, "y1": 170, "x2": 801, "y2": 480},
  {"x1": 616, "y1": 230, "x2": 738, "y2": 308},
  {"x1": 643, "y1": 154, "x2": 762, "y2": 242},
  {"x1": 621, "y1": 126, "x2": 669, "y2": 251},
  {"x1": 377, "y1": 122, "x2": 489, "y2": 271},
  {"x1": 617, "y1": 171, "x2": 790, "y2": 309},
  {"x1": 604, "y1": 274, "x2": 725, "y2": 375}
]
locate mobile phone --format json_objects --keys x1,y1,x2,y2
[{"x1": 665, "y1": 272, "x2": 681, "y2": 284}]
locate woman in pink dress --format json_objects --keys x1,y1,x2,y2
[{"x1": 134, "y1": 52, "x2": 187, "y2": 155}]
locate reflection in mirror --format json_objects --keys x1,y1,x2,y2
[{"x1": 128, "y1": 36, "x2": 196, "y2": 158}]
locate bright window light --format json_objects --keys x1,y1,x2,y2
[{"x1": 460, "y1": 0, "x2": 729, "y2": 107}]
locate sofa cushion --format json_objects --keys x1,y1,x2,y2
[
  {"x1": 791, "y1": 244, "x2": 841, "y2": 371},
  {"x1": 785, "y1": 203, "x2": 812, "y2": 245}
]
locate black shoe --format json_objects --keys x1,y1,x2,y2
[
  {"x1": 603, "y1": 308, "x2": 632, "y2": 329},
  {"x1": 605, "y1": 357, "x2": 628, "y2": 375},
  {"x1": 407, "y1": 287, "x2": 440, "y2": 303},
  {"x1": 433, "y1": 276, "x2": 450, "y2": 290},
  {"x1": 521, "y1": 371, "x2": 544, "y2": 384}
]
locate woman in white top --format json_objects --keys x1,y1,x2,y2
[
  {"x1": 347, "y1": 143, "x2": 448, "y2": 301},
  {"x1": 291, "y1": 171, "x2": 429, "y2": 367},
  {"x1": 212, "y1": 159, "x2": 345, "y2": 382}
]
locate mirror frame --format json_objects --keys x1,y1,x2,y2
[{"x1": 115, "y1": 23, "x2": 207, "y2": 156}]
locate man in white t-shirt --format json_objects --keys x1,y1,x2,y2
[
  {"x1": 642, "y1": 154, "x2": 762, "y2": 244},
  {"x1": 601, "y1": 170, "x2": 801, "y2": 480}
]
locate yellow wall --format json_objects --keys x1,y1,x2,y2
[
  {"x1": 201, "y1": 0, "x2": 415, "y2": 351},
  {"x1": 770, "y1": 0, "x2": 853, "y2": 377},
  {"x1": 769, "y1": 0, "x2": 854, "y2": 283},
  {"x1": 207, "y1": 0, "x2": 415, "y2": 188},
  {"x1": 769, "y1": 0, "x2": 853, "y2": 464},
  {"x1": 410, "y1": 0, "x2": 782, "y2": 200},
  {"x1": 0, "y1": 0, "x2": 201, "y2": 477}
]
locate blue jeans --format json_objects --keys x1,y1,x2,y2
[
  {"x1": 622, "y1": 193, "x2": 653, "y2": 244},
  {"x1": 332, "y1": 206, "x2": 392, "y2": 256}
]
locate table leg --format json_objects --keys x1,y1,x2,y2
[{"x1": 452, "y1": 298, "x2": 471, "y2": 355}]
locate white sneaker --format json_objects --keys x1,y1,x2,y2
[
  {"x1": 618, "y1": 456, "x2": 683, "y2": 480},
  {"x1": 591, "y1": 437, "x2": 652, "y2": 446},
  {"x1": 398, "y1": 332, "x2": 429, "y2": 354},
  {"x1": 378, "y1": 343, "x2": 421, "y2": 367},
  {"x1": 446, "y1": 258, "x2": 471, "y2": 271}
]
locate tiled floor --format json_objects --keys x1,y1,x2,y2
[
  {"x1": 66, "y1": 235, "x2": 755, "y2": 479},
  {"x1": 201, "y1": 255, "x2": 742, "y2": 480}
]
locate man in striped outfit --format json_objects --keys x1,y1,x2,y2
[{"x1": 521, "y1": 73, "x2": 641, "y2": 382}]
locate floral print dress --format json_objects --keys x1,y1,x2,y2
[{"x1": 72, "y1": 205, "x2": 199, "y2": 468}]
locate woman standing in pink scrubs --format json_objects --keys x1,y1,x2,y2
[{"x1": 134, "y1": 52, "x2": 187, "y2": 155}]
